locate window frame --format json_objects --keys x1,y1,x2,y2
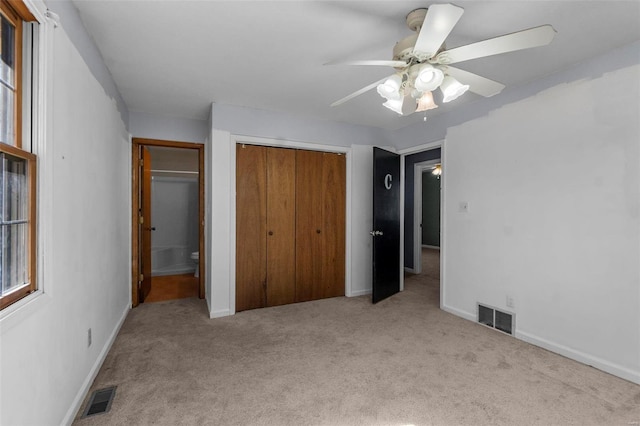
[
  {"x1": 0, "y1": 0, "x2": 37, "y2": 311},
  {"x1": 1, "y1": 0, "x2": 23, "y2": 148},
  {"x1": 0, "y1": 142, "x2": 36, "y2": 309}
]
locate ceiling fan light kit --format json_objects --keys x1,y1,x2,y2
[
  {"x1": 383, "y1": 98, "x2": 404, "y2": 114},
  {"x1": 376, "y1": 74, "x2": 404, "y2": 101},
  {"x1": 414, "y1": 64, "x2": 444, "y2": 92},
  {"x1": 327, "y1": 3, "x2": 556, "y2": 116},
  {"x1": 440, "y1": 75, "x2": 470, "y2": 103},
  {"x1": 416, "y1": 91, "x2": 438, "y2": 112}
]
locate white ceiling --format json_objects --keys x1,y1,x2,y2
[{"x1": 70, "y1": 1, "x2": 640, "y2": 130}]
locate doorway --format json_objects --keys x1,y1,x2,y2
[
  {"x1": 412, "y1": 159, "x2": 441, "y2": 275},
  {"x1": 399, "y1": 143, "x2": 443, "y2": 305},
  {"x1": 131, "y1": 138, "x2": 205, "y2": 307}
]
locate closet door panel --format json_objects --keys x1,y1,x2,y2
[
  {"x1": 266, "y1": 147, "x2": 296, "y2": 306},
  {"x1": 236, "y1": 145, "x2": 267, "y2": 311},
  {"x1": 295, "y1": 150, "x2": 324, "y2": 302},
  {"x1": 321, "y1": 153, "x2": 346, "y2": 298}
]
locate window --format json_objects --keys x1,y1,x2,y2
[{"x1": 0, "y1": 0, "x2": 36, "y2": 310}]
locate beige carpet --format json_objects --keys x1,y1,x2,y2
[{"x1": 74, "y1": 249, "x2": 639, "y2": 425}]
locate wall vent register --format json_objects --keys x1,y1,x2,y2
[{"x1": 478, "y1": 303, "x2": 514, "y2": 335}]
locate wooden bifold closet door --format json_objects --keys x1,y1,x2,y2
[
  {"x1": 236, "y1": 145, "x2": 345, "y2": 312},
  {"x1": 265, "y1": 147, "x2": 296, "y2": 306},
  {"x1": 236, "y1": 145, "x2": 296, "y2": 312},
  {"x1": 295, "y1": 150, "x2": 345, "y2": 302}
]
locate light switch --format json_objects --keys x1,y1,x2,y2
[{"x1": 459, "y1": 201, "x2": 469, "y2": 213}]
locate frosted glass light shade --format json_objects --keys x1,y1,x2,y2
[
  {"x1": 414, "y1": 64, "x2": 444, "y2": 92},
  {"x1": 440, "y1": 76, "x2": 469, "y2": 103},
  {"x1": 376, "y1": 74, "x2": 403, "y2": 100},
  {"x1": 382, "y1": 92, "x2": 417, "y2": 115},
  {"x1": 415, "y1": 91, "x2": 438, "y2": 112},
  {"x1": 382, "y1": 98, "x2": 403, "y2": 114},
  {"x1": 401, "y1": 92, "x2": 417, "y2": 115}
]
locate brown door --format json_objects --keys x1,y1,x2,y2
[
  {"x1": 139, "y1": 146, "x2": 153, "y2": 302},
  {"x1": 236, "y1": 145, "x2": 268, "y2": 311},
  {"x1": 265, "y1": 147, "x2": 296, "y2": 306},
  {"x1": 321, "y1": 152, "x2": 346, "y2": 298},
  {"x1": 236, "y1": 145, "x2": 297, "y2": 311},
  {"x1": 295, "y1": 150, "x2": 324, "y2": 302},
  {"x1": 296, "y1": 150, "x2": 346, "y2": 302},
  {"x1": 236, "y1": 146, "x2": 345, "y2": 311}
]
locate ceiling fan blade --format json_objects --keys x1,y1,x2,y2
[
  {"x1": 330, "y1": 77, "x2": 389, "y2": 107},
  {"x1": 325, "y1": 59, "x2": 408, "y2": 68},
  {"x1": 443, "y1": 66, "x2": 505, "y2": 97},
  {"x1": 436, "y1": 25, "x2": 556, "y2": 64},
  {"x1": 413, "y1": 4, "x2": 464, "y2": 59}
]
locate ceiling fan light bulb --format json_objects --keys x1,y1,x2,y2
[
  {"x1": 377, "y1": 74, "x2": 403, "y2": 100},
  {"x1": 416, "y1": 91, "x2": 438, "y2": 112},
  {"x1": 414, "y1": 64, "x2": 444, "y2": 92},
  {"x1": 440, "y1": 76, "x2": 469, "y2": 103}
]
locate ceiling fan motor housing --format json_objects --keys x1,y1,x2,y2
[
  {"x1": 406, "y1": 8, "x2": 428, "y2": 31},
  {"x1": 394, "y1": 8, "x2": 446, "y2": 64}
]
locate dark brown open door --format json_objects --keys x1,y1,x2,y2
[
  {"x1": 372, "y1": 147, "x2": 400, "y2": 303},
  {"x1": 139, "y1": 146, "x2": 153, "y2": 302}
]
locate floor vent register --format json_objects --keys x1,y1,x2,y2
[{"x1": 82, "y1": 386, "x2": 117, "y2": 418}]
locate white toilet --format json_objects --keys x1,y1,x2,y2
[{"x1": 190, "y1": 251, "x2": 199, "y2": 277}]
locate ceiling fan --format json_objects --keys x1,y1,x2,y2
[{"x1": 327, "y1": 4, "x2": 556, "y2": 115}]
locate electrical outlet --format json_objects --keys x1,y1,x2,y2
[
  {"x1": 506, "y1": 295, "x2": 515, "y2": 309},
  {"x1": 88, "y1": 328, "x2": 92, "y2": 347}
]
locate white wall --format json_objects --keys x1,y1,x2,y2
[
  {"x1": 0, "y1": 20, "x2": 131, "y2": 426},
  {"x1": 208, "y1": 105, "x2": 378, "y2": 317},
  {"x1": 442, "y1": 64, "x2": 640, "y2": 384},
  {"x1": 212, "y1": 103, "x2": 393, "y2": 148},
  {"x1": 46, "y1": 0, "x2": 129, "y2": 128},
  {"x1": 349, "y1": 145, "x2": 374, "y2": 296},
  {"x1": 204, "y1": 110, "x2": 214, "y2": 314},
  {"x1": 126, "y1": 101, "x2": 383, "y2": 317},
  {"x1": 207, "y1": 128, "x2": 233, "y2": 317},
  {"x1": 129, "y1": 110, "x2": 208, "y2": 143}
]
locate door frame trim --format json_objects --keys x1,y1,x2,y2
[
  {"x1": 229, "y1": 135, "x2": 351, "y2": 315},
  {"x1": 131, "y1": 138, "x2": 205, "y2": 307},
  {"x1": 412, "y1": 159, "x2": 441, "y2": 274}
]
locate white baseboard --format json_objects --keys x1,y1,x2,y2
[
  {"x1": 62, "y1": 303, "x2": 130, "y2": 425},
  {"x1": 348, "y1": 288, "x2": 372, "y2": 297},
  {"x1": 205, "y1": 295, "x2": 212, "y2": 316},
  {"x1": 210, "y1": 308, "x2": 231, "y2": 318},
  {"x1": 441, "y1": 303, "x2": 476, "y2": 322},
  {"x1": 421, "y1": 245, "x2": 440, "y2": 250},
  {"x1": 441, "y1": 303, "x2": 639, "y2": 385},
  {"x1": 404, "y1": 267, "x2": 417, "y2": 274},
  {"x1": 516, "y1": 330, "x2": 640, "y2": 385}
]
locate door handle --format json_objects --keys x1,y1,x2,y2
[
  {"x1": 369, "y1": 230, "x2": 383, "y2": 236},
  {"x1": 144, "y1": 227, "x2": 156, "y2": 231}
]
